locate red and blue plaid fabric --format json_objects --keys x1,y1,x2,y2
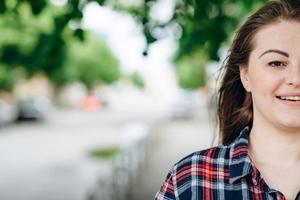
[{"x1": 155, "y1": 127, "x2": 300, "y2": 200}]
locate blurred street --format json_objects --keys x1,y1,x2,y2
[
  {"x1": 0, "y1": 97, "x2": 214, "y2": 200},
  {"x1": 129, "y1": 103, "x2": 214, "y2": 200},
  {"x1": 0, "y1": 106, "x2": 164, "y2": 200}
]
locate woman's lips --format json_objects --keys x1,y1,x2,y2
[{"x1": 276, "y1": 96, "x2": 300, "y2": 106}]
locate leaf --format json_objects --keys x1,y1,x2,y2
[
  {"x1": 0, "y1": 0, "x2": 6, "y2": 14},
  {"x1": 74, "y1": 28, "x2": 84, "y2": 41},
  {"x1": 0, "y1": 44, "x2": 23, "y2": 67},
  {"x1": 94, "y1": 0, "x2": 106, "y2": 6},
  {"x1": 29, "y1": 0, "x2": 47, "y2": 15}
]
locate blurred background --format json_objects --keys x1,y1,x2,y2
[{"x1": 0, "y1": 0, "x2": 267, "y2": 200}]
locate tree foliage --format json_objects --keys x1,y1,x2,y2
[
  {"x1": 0, "y1": 64, "x2": 13, "y2": 91},
  {"x1": 115, "y1": 0, "x2": 267, "y2": 88},
  {"x1": 0, "y1": 0, "x2": 268, "y2": 91},
  {"x1": 175, "y1": 50, "x2": 207, "y2": 89},
  {"x1": 0, "y1": 0, "x2": 120, "y2": 91},
  {"x1": 53, "y1": 32, "x2": 120, "y2": 90}
]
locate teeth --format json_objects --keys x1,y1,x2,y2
[{"x1": 279, "y1": 96, "x2": 300, "y2": 101}]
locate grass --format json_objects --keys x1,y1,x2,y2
[{"x1": 89, "y1": 147, "x2": 120, "y2": 159}]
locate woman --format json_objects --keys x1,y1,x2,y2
[{"x1": 155, "y1": 0, "x2": 300, "y2": 199}]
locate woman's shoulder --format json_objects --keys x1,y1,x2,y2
[
  {"x1": 155, "y1": 143, "x2": 241, "y2": 199},
  {"x1": 171, "y1": 127, "x2": 250, "y2": 174},
  {"x1": 167, "y1": 144, "x2": 233, "y2": 185}
]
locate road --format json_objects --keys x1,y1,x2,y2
[
  {"x1": 0, "y1": 102, "x2": 214, "y2": 200},
  {"x1": 0, "y1": 107, "x2": 163, "y2": 200}
]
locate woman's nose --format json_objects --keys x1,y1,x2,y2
[{"x1": 286, "y1": 63, "x2": 300, "y2": 86}]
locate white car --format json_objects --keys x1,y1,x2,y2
[{"x1": 16, "y1": 98, "x2": 48, "y2": 120}]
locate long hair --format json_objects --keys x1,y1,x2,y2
[{"x1": 217, "y1": 0, "x2": 300, "y2": 144}]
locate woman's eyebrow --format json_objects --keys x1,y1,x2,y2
[{"x1": 259, "y1": 49, "x2": 289, "y2": 59}]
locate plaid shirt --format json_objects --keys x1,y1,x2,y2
[{"x1": 155, "y1": 127, "x2": 300, "y2": 200}]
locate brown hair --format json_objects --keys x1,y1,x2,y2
[{"x1": 217, "y1": 0, "x2": 300, "y2": 144}]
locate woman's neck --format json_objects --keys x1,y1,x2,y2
[{"x1": 249, "y1": 122, "x2": 300, "y2": 165}]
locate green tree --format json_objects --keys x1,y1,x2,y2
[
  {"x1": 0, "y1": 0, "x2": 120, "y2": 91},
  {"x1": 175, "y1": 49, "x2": 207, "y2": 89},
  {"x1": 53, "y1": 33, "x2": 120, "y2": 90},
  {"x1": 114, "y1": 0, "x2": 268, "y2": 88},
  {"x1": 117, "y1": 0, "x2": 267, "y2": 60},
  {"x1": 0, "y1": 0, "x2": 268, "y2": 90},
  {"x1": 0, "y1": 64, "x2": 13, "y2": 91}
]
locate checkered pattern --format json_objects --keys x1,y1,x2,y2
[{"x1": 155, "y1": 127, "x2": 300, "y2": 200}]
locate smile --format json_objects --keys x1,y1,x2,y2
[{"x1": 276, "y1": 96, "x2": 300, "y2": 101}]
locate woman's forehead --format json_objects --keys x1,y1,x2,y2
[{"x1": 251, "y1": 20, "x2": 300, "y2": 55}]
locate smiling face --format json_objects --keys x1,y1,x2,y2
[{"x1": 240, "y1": 20, "x2": 300, "y2": 132}]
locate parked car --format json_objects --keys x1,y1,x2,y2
[{"x1": 16, "y1": 98, "x2": 48, "y2": 121}]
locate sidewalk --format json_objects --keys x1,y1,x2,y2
[{"x1": 129, "y1": 105, "x2": 215, "y2": 200}]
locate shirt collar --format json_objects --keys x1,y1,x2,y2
[{"x1": 229, "y1": 126, "x2": 254, "y2": 184}]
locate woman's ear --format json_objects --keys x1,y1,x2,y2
[{"x1": 239, "y1": 64, "x2": 251, "y2": 92}]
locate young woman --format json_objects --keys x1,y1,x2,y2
[{"x1": 155, "y1": 0, "x2": 300, "y2": 199}]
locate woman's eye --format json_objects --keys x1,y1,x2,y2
[{"x1": 268, "y1": 61, "x2": 286, "y2": 67}]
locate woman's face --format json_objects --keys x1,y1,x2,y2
[{"x1": 240, "y1": 20, "x2": 300, "y2": 132}]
